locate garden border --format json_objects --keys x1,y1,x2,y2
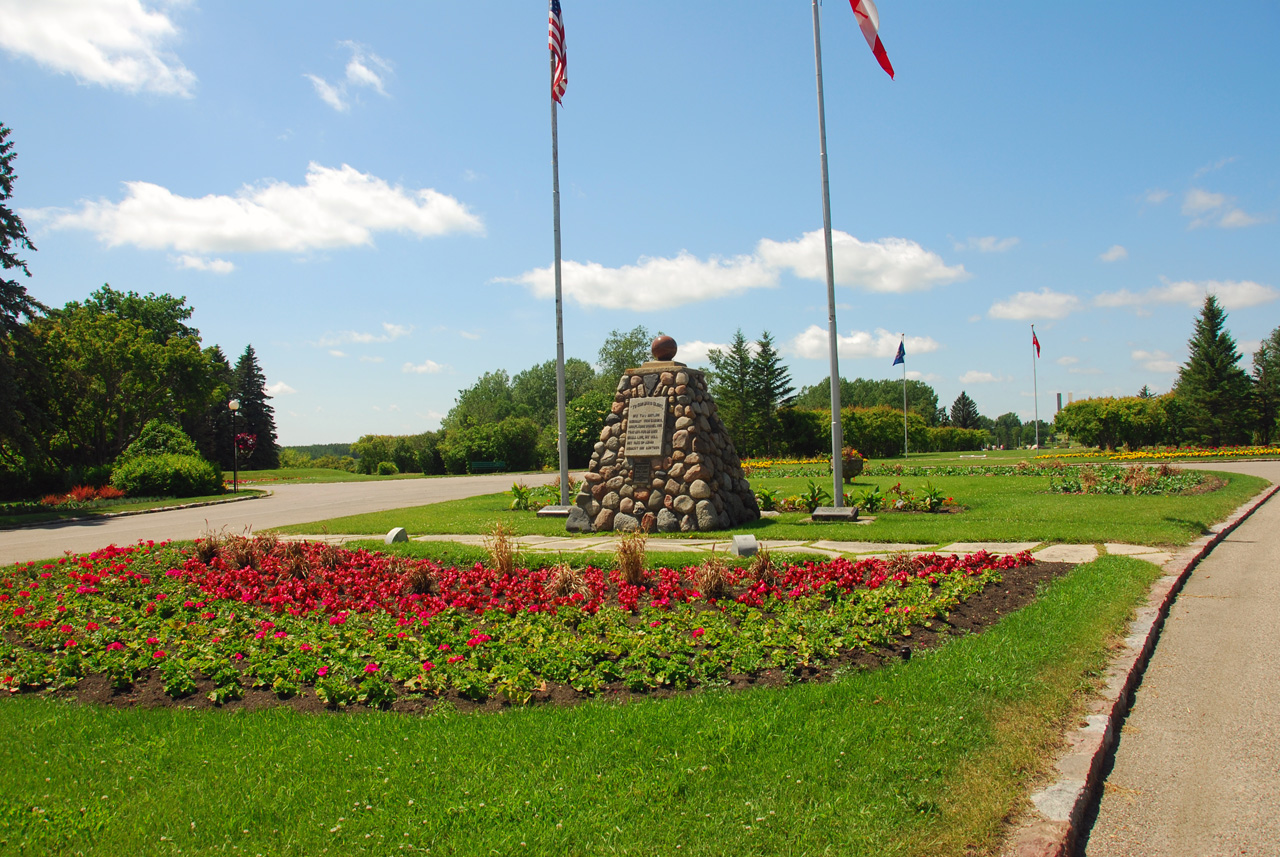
[
  {"x1": 1001, "y1": 480, "x2": 1280, "y2": 857},
  {"x1": 0, "y1": 489, "x2": 271, "y2": 532}
]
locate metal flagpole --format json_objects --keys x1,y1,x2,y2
[
  {"x1": 902, "y1": 335, "x2": 908, "y2": 457},
  {"x1": 551, "y1": 56, "x2": 569, "y2": 504},
  {"x1": 812, "y1": 0, "x2": 844, "y2": 504},
  {"x1": 1032, "y1": 324, "x2": 1040, "y2": 449}
]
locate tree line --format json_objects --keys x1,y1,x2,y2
[
  {"x1": 0, "y1": 123, "x2": 279, "y2": 498},
  {"x1": 1055, "y1": 296, "x2": 1280, "y2": 450}
]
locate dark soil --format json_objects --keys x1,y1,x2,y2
[{"x1": 20, "y1": 561, "x2": 1075, "y2": 718}]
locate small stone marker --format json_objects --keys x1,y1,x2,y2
[
  {"x1": 535, "y1": 505, "x2": 573, "y2": 518},
  {"x1": 811, "y1": 506, "x2": 859, "y2": 523},
  {"x1": 730, "y1": 535, "x2": 759, "y2": 557},
  {"x1": 384, "y1": 527, "x2": 408, "y2": 544}
]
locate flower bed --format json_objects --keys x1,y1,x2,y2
[
  {"x1": 0, "y1": 537, "x2": 1032, "y2": 709},
  {"x1": 1037, "y1": 445, "x2": 1280, "y2": 462}
]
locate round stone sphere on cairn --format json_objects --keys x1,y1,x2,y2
[{"x1": 650, "y1": 335, "x2": 678, "y2": 362}]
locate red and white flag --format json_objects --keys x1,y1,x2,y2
[
  {"x1": 850, "y1": 0, "x2": 894, "y2": 79},
  {"x1": 549, "y1": 0, "x2": 567, "y2": 103},
  {"x1": 1033, "y1": 329, "x2": 1041, "y2": 358}
]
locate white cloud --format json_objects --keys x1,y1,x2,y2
[
  {"x1": 0, "y1": 0, "x2": 195, "y2": 96},
  {"x1": 677, "y1": 340, "x2": 725, "y2": 365},
  {"x1": 266, "y1": 381, "x2": 297, "y2": 396},
  {"x1": 172, "y1": 254, "x2": 234, "y2": 274},
  {"x1": 328, "y1": 350, "x2": 346, "y2": 358},
  {"x1": 1144, "y1": 189, "x2": 1171, "y2": 205},
  {"x1": 359, "y1": 355, "x2": 385, "y2": 363},
  {"x1": 403, "y1": 359, "x2": 446, "y2": 374},
  {"x1": 34, "y1": 162, "x2": 483, "y2": 254},
  {"x1": 1132, "y1": 349, "x2": 1179, "y2": 373},
  {"x1": 503, "y1": 251, "x2": 777, "y2": 310},
  {"x1": 959, "y1": 370, "x2": 1001, "y2": 384},
  {"x1": 1182, "y1": 187, "x2": 1267, "y2": 229},
  {"x1": 1067, "y1": 367, "x2": 1104, "y2": 375},
  {"x1": 306, "y1": 41, "x2": 392, "y2": 112},
  {"x1": 1099, "y1": 245, "x2": 1128, "y2": 262},
  {"x1": 786, "y1": 325, "x2": 940, "y2": 361},
  {"x1": 1096, "y1": 279, "x2": 1279, "y2": 312},
  {"x1": 905, "y1": 370, "x2": 940, "y2": 382},
  {"x1": 955, "y1": 236, "x2": 1019, "y2": 253},
  {"x1": 757, "y1": 230, "x2": 967, "y2": 293},
  {"x1": 458, "y1": 330, "x2": 481, "y2": 341},
  {"x1": 316, "y1": 322, "x2": 412, "y2": 347},
  {"x1": 1193, "y1": 156, "x2": 1237, "y2": 179},
  {"x1": 1056, "y1": 356, "x2": 1079, "y2": 366},
  {"x1": 989, "y1": 288, "x2": 1081, "y2": 320}
]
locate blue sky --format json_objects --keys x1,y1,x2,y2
[{"x1": 2, "y1": 1, "x2": 1276, "y2": 445}]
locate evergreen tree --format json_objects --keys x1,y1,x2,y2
[
  {"x1": 1173, "y1": 295, "x2": 1251, "y2": 446},
  {"x1": 1138, "y1": 385, "x2": 1155, "y2": 399},
  {"x1": 233, "y1": 345, "x2": 279, "y2": 469},
  {"x1": 749, "y1": 331, "x2": 794, "y2": 455},
  {"x1": 0, "y1": 123, "x2": 47, "y2": 464},
  {"x1": 708, "y1": 329, "x2": 756, "y2": 452},
  {"x1": 950, "y1": 391, "x2": 980, "y2": 429},
  {"x1": 1253, "y1": 325, "x2": 1280, "y2": 443}
]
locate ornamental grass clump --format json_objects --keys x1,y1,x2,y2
[
  {"x1": 749, "y1": 546, "x2": 775, "y2": 587},
  {"x1": 694, "y1": 554, "x2": 732, "y2": 600},
  {"x1": 615, "y1": 530, "x2": 647, "y2": 586},
  {"x1": 547, "y1": 562, "x2": 590, "y2": 599},
  {"x1": 485, "y1": 522, "x2": 518, "y2": 577}
]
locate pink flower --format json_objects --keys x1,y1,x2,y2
[
  {"x1": 106, "y1": 641, "x2": 124, "y2": 651},
  {"x1": 317, "y1": 666, "x2": 329, "y2": 677},
  {"x1": 447, "y1": 655, "x2": 464, "y2": 664},
  {"x1": 438, "y1": 643, "x2": 451, "y2": 652},
  {"x1": 299, "y1": 643, "x2": 313, "y2": 652},
  {"x1": 146, "y1": 636, "x2": 160, "y2": 645},
  {"x1": 58, "y1": 624, "x2": 74, "y2": 635},
  {"x1": 691, "y1": 628, "x2": 705, "y2": 638},
  {"x1": 422, "y1": 661, "x2": 435, "y2": 672},
  {"x1": 648, "y1": 621, "x2": 661, "y2": 627},
  {"x1": 64, "y1": 639, "x2": 77, "y2": 648},
  {"x1": 364, "y1": 663, "x2": 380, "y2": 674},
  {"x1": 85, "y1": 622, "x2": 100, "y2": 631},
  {"x1": 273, "y1": 631, "x2": 287, "y2": 638},
  {"x1": 232, "y1": 652, "x2": 244, "y2": 660},
  {"x1": 153, "y1": 650, "x2": 166, "y2": 659}
]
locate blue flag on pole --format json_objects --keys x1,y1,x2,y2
[{"x1": 892, "y1": 340, "x2": 905, "y2": 366}]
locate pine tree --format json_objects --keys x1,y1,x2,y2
[
  {"x1": 1252, "y1": 325, "x2": 1280, "y2": 443},
  {"x1": 749, "y1": 331, "x2": 794, "y2": 456},
  {"x1": 1174, "y1": 295, "x2": 1251, "y2": 446},
  {"x1": 0, "y1": 123, "x2": 47, "y2": 463},
  {"x1": 708, "y1": 330, "x2": 756, "y2": 452},
  {"x1": 950, "y1": 391, "x2": 980, "y2": 429},
  {"x1": 1138, "y1": 385, "x2": 1155, "y2": 399},
  {"x1": 233, "y1": 345, "x2": 279, "y2": 469}
]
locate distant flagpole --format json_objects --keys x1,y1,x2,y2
[
  {"x1": 811, "y1": 0, "x2": 844, "y2": 504},
  {"x1": 549, "y1": 1, "x2": 569, "y2": 504},
  {"x1": 893, "y1": 336, "x2": 907, "y2": 456},
  {"x1": 1031, "y1": 324, "x2": 1040, "y2": 449}
]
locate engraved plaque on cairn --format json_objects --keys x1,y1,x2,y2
[{"x1": 566, "y1": 336, "x2": 760, "y2": 534}]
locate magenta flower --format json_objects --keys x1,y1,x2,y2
[
  {"x1": 232, "y1": 652, "x2": 244, "y2": 660},
  {"x1": 58, "y1": 624, "x2": 73, "y2": 635},
  {"x1": 146, "y1": 636, "x2": 160, "y2": 645},
  {"x1": 153, "y1": 650, "x2": 166, "y2": 659},
  {"x1": 422, "y1": 661, "x2": 435, "y2": 672},
  {"x1": 364, "y1": 663, "x2": 380, "y2": 673},
  {"x1": 85, "y1": 622, "x2": 100, "y2": 631},
  {"x1": 691, "y1": 628, "x2": 705, "y2": 638},
  {"x1": 447, "y1": 655, "x2": 464, "y2": 664},
  {"x1": 317, "y1": 666, "x2": 329, "y2": 677},
  {"x1": 299, "y1": 643, "x2": 313, "y2": 652},
  {"x1": 106, "y1": 641, "x2": 124, "y2": 651},
  {"x1": 438, "y1": 643, "x2": 451, "y2": 652}
]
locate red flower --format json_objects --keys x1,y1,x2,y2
[
  {"x1": 153, "y1": 650, "x2": 166, "y2": 659},
  {"x1": 447, "y1": 655, "x2": 464, "y2": 664},
  {"x1": 317, "y1": 666, "x2": 329, "y2": 677},
  {"x1": 364, "y1": 663, "x2": 380, "y2": 673},
  {"x1": 422, "y1": 661, "x2": 435, "y2": 672}
]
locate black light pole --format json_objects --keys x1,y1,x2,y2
[{"x1": 229, "y1": 398, "x2": 240, "y2": 493}]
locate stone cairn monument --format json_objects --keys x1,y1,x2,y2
[{"x1": 567, "y1": 336, "x2": 760, "y2": 534}]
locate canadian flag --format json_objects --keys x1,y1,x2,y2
[{"x1": 850, "y1": 0, "x2": 895, "y2": 79}]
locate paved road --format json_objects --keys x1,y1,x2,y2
[
  {"x1": 0, "y1": 473, "x2": 539, "y2": 566},
  {"x1": 1082, "y1": 459, "x2": 1280, "y2": 856}
]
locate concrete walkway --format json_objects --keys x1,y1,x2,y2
[{"x1": 1080, "y1": 464, "x2": 1280, "y2": 856}]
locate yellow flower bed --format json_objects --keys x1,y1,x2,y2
[{"x1": 1037, "y1": 446, "x2": 1280, "y2": 462}]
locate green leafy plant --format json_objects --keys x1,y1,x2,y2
[
  {"x1": 754, "y1": 486, "x2": 784, "y2": 511},
  {"x1": 858, "y1": 485, "x2": 885, "y2": 512},
  {"x1": 800, "y1": 480, "x2": 832, "y2": 513}
]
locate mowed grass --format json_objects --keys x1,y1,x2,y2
[
  {"x1": 273, "y1": 470, "x2": 1268, "y2": 547},
  {"x1": 0, "y1": 490, "x2": 267, "y2": 530},
  {"x1": 0, "y1": 555, "x2": 1159, "y2": 856}
]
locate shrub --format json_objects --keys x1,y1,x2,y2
[
  {"x1": 375, "y1": 460, "x2": 399, "y2": 476},
  {"x1": 118, "y1": 419, "x2": 200, "y2": 461},
  {"x1": 111, "y1": 453, "x2": 222, "y2": 498},
  {"x1": 277, "y1": 448, "x2": 312, "y2": 469}
]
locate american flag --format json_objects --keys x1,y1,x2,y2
[{"x1": 548, "y1": 0, "x2": 567, "y2": 103}]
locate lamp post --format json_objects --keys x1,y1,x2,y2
[{"x1": 228, "y1": 398, "x2": 240, "y2": 493}]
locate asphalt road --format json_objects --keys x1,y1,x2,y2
[
  {"x1": 0, "y1": 473, "x2": 537, "y2": 566},
  {"x1": 1082, "y1": 459, "x2": 1280, "y2": 856}
]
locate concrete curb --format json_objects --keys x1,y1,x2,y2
[
  {"x1": 1002, "y1": 482, "x2": 1280, "y2": 857},
  {"x1": 1, "y1": 489, "x2": 271, "y2": 531}
]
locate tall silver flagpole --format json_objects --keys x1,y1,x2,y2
[
  {"x1": 551, "y1": 55, "x2": 569, "y2": 504},
  {"x1": 812, "y1": 0, "x2": 844, "y2": 504},
  {"x1": 1032, "y1": 324, "x2": 1040, "y2": 449}
]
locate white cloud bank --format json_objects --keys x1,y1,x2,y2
[
  {"x1": 32, "y1": 163, "x2": 483, "y2": 257},
  {"x1": 306, "y1": 41, "x2": 392, "y2": 112},
  {"x1": 316, "y1": 323, "x2": 412, "y2": 347},
  {"x1": 954, "y1": 236, "x2": 1019, "y2": 253},
  {"x1": 266, "y1": 381, "x2": 297, "y2": 396},
  {"x1": 1099, "y1": 245, "x2": 1128, "y2": 262},
  {"x1": 504, "y1": 230, "x2": 966, "y2": 310},
  {"x1": 1096, "y1": 279, "x2": 1279, "y2": 312},
  {"x1": 988, "y1": 288, "x2": 1081, "y2": 320},
  {"x1": 1182, "y1": 188, "x2": 1267, "y2": 229},
  {"x1": 0, "y1": 0, "x2": 195, "y2": 95},
  {"x1": 787, "y1": 326, "x2": 940, "y2": 361},
  {"x1": 172, "y1": 254, "x2": 234, "y2": 274},
  {"x1": 403, "y1": 359, "x2": 446, "y2": 374},
  {"x1": 1132, "y1": 349, "x2": 1179, "y2": 373}
]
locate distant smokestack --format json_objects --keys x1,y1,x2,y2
[
  {"x1": 1056, "y1": 393, "x2": 1062, "y2": 414},
  {"x1": 1068, "y1": 392, "x2": 1074, "y2": 404}
]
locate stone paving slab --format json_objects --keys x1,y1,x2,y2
[
  {"x1": 1103, "y1": 543, "x2": 1157, "y2": 556},
  {"x1": 941, "y1": 541, "x2": 1041, "y2": 554},
  {"x1": 810, "y1": 541, "x2": 937, "y2": 554},
  {"x1": 1034, "y1": 544, "x2": 1101, "y2": 564}
]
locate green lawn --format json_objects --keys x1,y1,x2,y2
[
  {"x1": 274, "y1": 470, "x2": 1268, "y2": 547},
  {"x1": 0, "y1": 490, "x2": 266, "y2": 530},
  {"x1": 0, "y1": 555, "x2": 1159, "y2": 856}
]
